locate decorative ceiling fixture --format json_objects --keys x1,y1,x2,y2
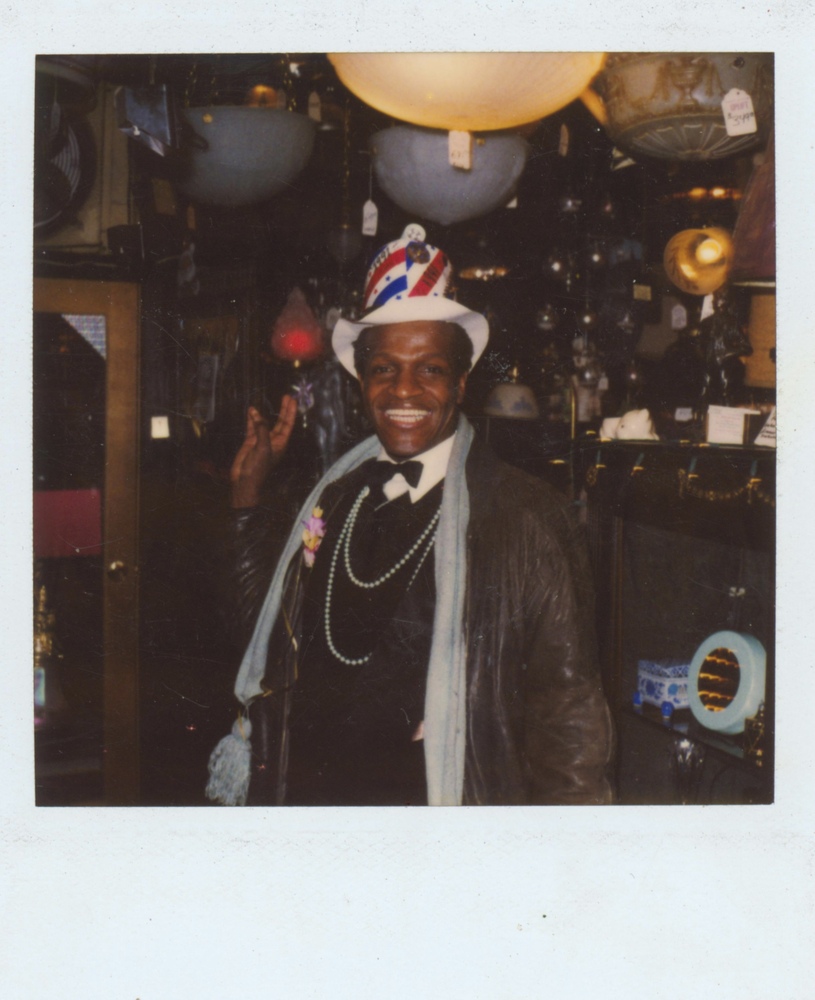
[
  {"x1": 587, "y1": 52, "x2": 773, "y2": 160},
  {"x1": 371, "y1": 125, "x2": 528, "y2": 226},
  {"x1": 177, "y1": 106, "x2": 316, "y2": 207},
  {"x1": 663, "y1": 227, "x2": 734, "y2": 295},
  {"x1": 329, "y1": 52, "x2": 605, "y2": 131}
]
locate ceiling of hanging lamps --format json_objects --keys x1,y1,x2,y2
[{"x1": 329, "y1": 52, "x2": 606, "y2": 131}]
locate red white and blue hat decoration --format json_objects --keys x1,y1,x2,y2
[{"x1": 332, "y1": 224, "x2": 489, "y2": 376}]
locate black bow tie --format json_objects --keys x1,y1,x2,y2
[{"x1": 366, "y1": 459, "x2": 424, "y2": 500}]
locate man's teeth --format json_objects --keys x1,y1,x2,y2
[{"x1": 385, "y1": 409, "x2": 428, "y2": 423}]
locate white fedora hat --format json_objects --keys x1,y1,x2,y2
[{"x1": 332, "y1": 225, "x2": 489, "y2": 376}]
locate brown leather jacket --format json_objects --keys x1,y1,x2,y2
[{"x1": 227, "y1": 434, "x2": 615, "y2": 805}]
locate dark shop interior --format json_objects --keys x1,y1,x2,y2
[{"x1": 32, "y1": 51, "x2": 776, "y2": 807}]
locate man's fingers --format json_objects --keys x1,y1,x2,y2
[
  {"x1": 278, "y1": 394, "x2": 297, "y2": 427},
  {"x1": 269, "y1": 394, "x2": 297, "y2": 450}
]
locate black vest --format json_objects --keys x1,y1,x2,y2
[{"x1": 283, "y1": 475, "x2": 443, "y2": 805}]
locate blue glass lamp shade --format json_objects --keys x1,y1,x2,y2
[{"x1": 177, "y1": 107, "x2": 316, "y2": 207}]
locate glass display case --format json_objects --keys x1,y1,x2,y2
[{"x1": 582, "y1": 440, "x2": 775, "y2": 804}]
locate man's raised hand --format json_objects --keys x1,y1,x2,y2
[{"x1": 229, "y1": 395, "x2": 297, "y2": 508}]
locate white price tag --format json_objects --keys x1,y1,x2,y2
[
  {"x1": 721, "y1": 88, "x2": 757, "y2": 136},
  {"x1": 151, "y1": 415, "x2": 170, "y2": 439},
  {"x1": 307, "y1": 91, "x2": 322, "y2": 122},
  {"x1": 448, "y1": 130, "x2": 473, "y2": 170},
  {"x1": 700, "y1": 294, "x2": 715, "y2": 320},
  {"x1": 362, "y1": 199, "x2": 379, "y2": 236},
  {"x1": 674, "y1": 407, "x2": 693, "y2": 422},
  {"x1": 558, "y1": 124, "x2": 569, "y2": 157},
  {"x1": 754, "y1": 406, "x2": 776, "y2": 448},
  {"x1": 671, "y1": 303, "x2": 688, "y2": 330},
  {"x1": 706, "y1": 404, "x2": 760, "y2": 445}
]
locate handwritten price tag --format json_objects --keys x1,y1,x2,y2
[
  {"x1": 559, "y1": 124, "x2": 569, "y2": 157},
  {"x1": 362, "y1": 199, "x2": 378, "y2": 237},
  {"x1": 448, "y1": 130, "x2": 473, "y2": 170},
  {"x1": 721, "y1": 88, "x2": 757, "y2": 137}
]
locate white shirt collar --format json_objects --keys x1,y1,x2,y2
[{"x1": 376, "y1": 432, "x2": 456, "y2": 503}]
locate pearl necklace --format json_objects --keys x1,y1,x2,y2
[{"x1": 324, "y1": 485, "x2": 440, "y2": 666}]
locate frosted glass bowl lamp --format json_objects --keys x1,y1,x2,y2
[
  {"x1": 330, "y1": 52, "x2": 605, "y2": 131},
  {"x1": 177, "y1": 106, "x2": 316, "y2": 207},
  {"x1": 371, "y1": 125, "x2": 528, "y2": 226}
]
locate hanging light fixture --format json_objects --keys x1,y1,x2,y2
[
  {"x1": 484, "y1": 366, "x2": 540, "y2": 420},
  {"x1": 329, "y1": 52, "x2": 605, "y2": 131},
  {"x1": 663, "y1": 227, "x2": 734, "y2": 295},
  {"x1": 586, "y1": 52, "x2": 773, "y2": 161},
  {"x1": 535, "y1": 303, "x2": 561, "y2": 332},
  {"x1": 177, "y1": 106, "x2": 316, "y2": 207},
  {"x1": 270, "y1": 287, "x2": 325, "y2": 365},
  {"x1": 371, "y1": 125, "x2": 528, "y2": 226}
]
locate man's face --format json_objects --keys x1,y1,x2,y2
[{"x1": 358, "y1": 321, "x2": 468, "y2": 459}]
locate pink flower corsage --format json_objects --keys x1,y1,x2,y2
[{"x1": 301, "y1": 506, "x2": 326, "y2": 567}]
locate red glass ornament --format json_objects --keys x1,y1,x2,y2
[{"x1": 270, "y1": 287, "x2": 325, "y2": 363}]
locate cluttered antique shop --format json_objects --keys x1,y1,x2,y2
[{"x1": 33, "y1": 52, "x2": 775, "y2": 806}]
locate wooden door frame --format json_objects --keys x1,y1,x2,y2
[{"x1": 34, "y1": 277, "x2": 141, "y2": 804}]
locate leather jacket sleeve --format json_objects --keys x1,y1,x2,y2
[
  {"x1": 224, "y1": 472, "x2": 305, "y2": 653},
  {"x1": 463, "y1": 444, "x2": 615, "y2": 805},
  {"x1": 516, "y1": 494, "x2": 615, "y2": 804}
]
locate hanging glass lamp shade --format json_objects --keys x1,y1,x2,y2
[
  {"x1": 371, "y1": 126, "x2": 528, "y2": 226},
  {"x1": 588, "y1": 53, "x2": 774, "y2": 161},
  {"x1": 484, "y1": 367, "x2": 540, "y2": 420},
  {"x1": 664, "y1": 227, "x2": 734, "y2": 295},
  {"x1": 177, "y1": 107, "x2": 316, "y2": 207},
  {"x1": 270, "y1": 287, "x2": 325, "y2": 363},
  {"x1": 329, "y1": 52, "x2": 605, "y2": 131}
]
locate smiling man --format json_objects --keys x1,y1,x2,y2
[{"x1": 208, "y1": 227, "x2": 614, "y2": 807}]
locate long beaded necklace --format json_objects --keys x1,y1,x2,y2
[{"x1": 324, "y1": 485, "x2": 441, "y2": 666}]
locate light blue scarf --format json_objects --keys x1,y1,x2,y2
[{"x1": 223, "y1": 414, "x2": 474, "y2": 806}]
